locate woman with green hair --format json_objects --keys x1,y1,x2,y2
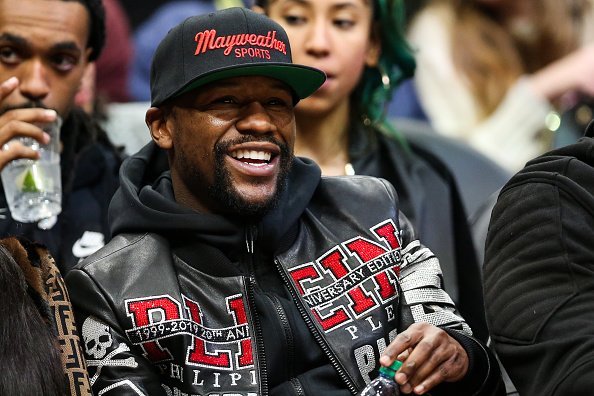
[{"x1": 253, "y1": 0, "x2": 491, "y2": 343}]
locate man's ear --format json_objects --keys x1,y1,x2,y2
[
  {"x1": 146, "y1": 107, "x2": 173, "y2": 149},
  {"x1": 74, "y1": 62, "x2": 96, "y2": 114},
  {"x1": 365, "y1": 24, "x2": 382, "y2": 68}
]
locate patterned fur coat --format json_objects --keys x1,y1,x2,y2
[{"x1": 0, "y1": 237, "x2": 91, "y2": 395}]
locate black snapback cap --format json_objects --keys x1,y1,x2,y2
[{"x1": 149, "y1": 7, "x2": 326, "y2": 107}]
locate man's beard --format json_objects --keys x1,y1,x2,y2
[{"x1": 180, "y1": 136, "x2": 293, "y2": 218}]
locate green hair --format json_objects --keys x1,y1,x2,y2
[
  {"x1": 254, "y1": 0, "x2": 416, "y2": 141},
  {"x1": 356, "y1": 0, "x2": 416, "y2": 124}
]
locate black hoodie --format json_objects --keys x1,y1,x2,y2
[
  {"x1": 108, "y1": 141, "x2": 321, "y2": 257},
  {"x1": 484, "y1": 135, "x2": 594, "y2": 396}
]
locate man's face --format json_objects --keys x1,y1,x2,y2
[
  {"x1": 0, "y1": 0, "x2": 91, "y2": 118},
  {"x1": 158, "y1": 76, "x2": 296, "y2": 217}
]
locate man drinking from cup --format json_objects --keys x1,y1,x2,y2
[{"x1": 0, "y1": 0, "x2": 122, "y2": 272}]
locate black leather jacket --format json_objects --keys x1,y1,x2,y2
[
  {"x1": 349, "y1": 120, "x2": 490, "y2": 342},
  {"x1": 66, "y1": 143, "x2": 503, "y2": 395}
]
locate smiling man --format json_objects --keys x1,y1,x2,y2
[
  {"x1": 66, "y1": 7, "x2": 503, "y2": 396},
  {"x1": 148, "y1": 75, "x2": 296, "y2": 217}
]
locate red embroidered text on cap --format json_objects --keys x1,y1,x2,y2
[{"x1": 194, "y1": 29, "x2": 287, "y2": 57}]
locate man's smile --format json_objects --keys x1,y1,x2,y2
[
  {"x1": 229, "y1": 149, "x2": 273, "y2": 166},
  {"x1": 225, "y1": 141, "x2": 281, "y2": 176}
]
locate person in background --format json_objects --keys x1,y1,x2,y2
[
  {"x1": 0, "y1": 0, "x2": 122, "y2": 272},
  {"x1": 66, "y1": 8, "x2": 503, "y2": 395},
  {"x1": 128, "y1": 0, "x2": 246, "y2": 102},
  {"x1": 75, "y1": 0, "x2": 133, "y2": 115},
  {"x1": 253, "y1": 0, "x2": 491, "y2": 342},
  {"x1": 0, "y1": 236, "x2": 91, "y2": 395},
  {"x1": 483, "y1": 122, "x2": 594, "y2": 395},
  {"x1": 94, "y1": 0, "x2": 133, "y2": 104},
  {"x1": 409, "y1": 0, "x2": 594, "y2": 172}
]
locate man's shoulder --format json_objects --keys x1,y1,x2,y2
[
  {"x1": 311, "y1": 175, "x2": 399, "y2": 219},
  {"x1": 66, "y1": 232, "x2": 177, "y2": 303},
  {"x1": 74, "y1": 232, "x2": 163, "y2": 273},
  {"x1": 504, "y1": 137, "x2": 594, "y2": 195},
  {"x1": 317, "y1": 175, "x2": 396, "y2": 199}
]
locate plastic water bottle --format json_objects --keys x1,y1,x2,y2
[{"x1": 360, "y1": 360, "x2": 403, "y2": 395}]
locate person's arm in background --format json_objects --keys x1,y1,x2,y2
[
  {"x1": 484, "y1": 158, "x2": 594, "y2": 395},
  {"x1": 409, "y1": 4, "x2": 552, "y2": 172}
]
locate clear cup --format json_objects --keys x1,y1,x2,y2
[{"x1": 1, "y1": 116, "x2": 62, "y2": 223}]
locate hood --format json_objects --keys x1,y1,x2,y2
[
  {"x1": 503, "y1": 136, "x2": 594, "y2": 195},
  {"x1": 108, "y1": 142, "x2": 321, "y2": 253}
]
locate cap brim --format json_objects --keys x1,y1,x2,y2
[{"x1": 171, "y1": 63, "x2": 326, "y2": 104}]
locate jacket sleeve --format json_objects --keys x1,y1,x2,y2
[
  {"x1": 66, "y1": 268, "x2": 167, "y2": 396},
  {"x1": 396, "y1": 198, "x2": 504, "y2": 395},
  {"x1": 484, "y1": 177, "x2": 594, "y2": 396}
]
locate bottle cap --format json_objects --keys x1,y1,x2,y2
[{"x1": 379, "y1": 360, "x2": 403, "y2": 377}]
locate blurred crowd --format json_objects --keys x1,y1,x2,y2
[{"x1": 96, "y1": 0, "x2": 594, "y2": 174}]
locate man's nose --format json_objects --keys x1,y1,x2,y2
[
  {"x1": 236, "y1": 102, "x2": 276, "y2": 135},
  {"x1": 18, "y1": 59, "x2": 50, "y2": 102}
]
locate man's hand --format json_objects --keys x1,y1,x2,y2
[
  {"x1": 0, "y1": 77, "x2": 54, "y2": 171},
  {"x1": 380, "y1": 322, "x2": 469, "y2": 394}
]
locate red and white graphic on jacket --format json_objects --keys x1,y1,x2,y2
[
  {"x1": 289, "y1": 219, "x2": 402, "y2": 332},
  {"x1": 125, "y1": 293, "x2": 253, "y2": 370}
]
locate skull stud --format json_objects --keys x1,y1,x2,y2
[{"x1": 82, "y1": 316, "x2": 113, "y2": 359}]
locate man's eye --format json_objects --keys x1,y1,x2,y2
[
  {"x1": 214, "y1": 96, "x2": 236, "y2": 105},
  {"x1": 267, "y1": 97, "x2": 294, "y2": 111},
  {"x1": 268, "y1": 98, "x2": 288, "y2": 107},
  {"x1": 0, "y1": 47, "x2": 20, "y2": 65},
  {"x1": 51, "y1": 54, "x2": 77, "y2": 72}
]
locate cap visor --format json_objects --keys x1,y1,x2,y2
[{"x1": 174, "y1": 63, "x2": 326, "y2": 102}]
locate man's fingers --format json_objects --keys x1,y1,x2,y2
[
  {"x1": 0, "y1": 142, "x2": 40, "y2": 170},
  {"x1": 382, "y1": 323, "x2": 470, "y2": 394},
  {"x1": 0, "y1": 108, "x2": 57, "y2": 146},
  {"x1": 400, "y1": 328, "x2": 454, "y2": 381},
  {"x1": 0, "y1": 119, "x2": 51, "y2": 147},
  {"x1": 409, "y1": 351, "x2": 468, "y2": 395},
  {"x1": 0, "y1": 107, "x2": 57, "y2": 126},
  {"x1": 403, "y1": 342, "x2": 451, "y2": 389},
  {"x1": 0, "y1": 77, "x2": 18, "y2": 100},
  {"x1": 0, "y1": 118, "x2": 51, "y2": 171},
  {"x1": 397, "y1": 347, "x2": 412, "y2": 361},
  {"x1": 381, "y1": 323, "x2": 426, "y2": 364}
]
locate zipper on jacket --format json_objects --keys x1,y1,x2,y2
[
  {"x1": 243, "y1": 225, "x2": 268, "y2": 396},
  {"x1": 265, "y1": 293, "x2": 295, "y2": 376},
  {"x1": 274, "y1": 258, "x2": 359, "y2": 394},
  {"x1": 245, "y1": 224, "x2": 257, "y2": 255},
  {"x1": 246, "y1": 276, "x2": 268, "y2": 396},
  {"x1": 290, "y1": 377, "x2": 306, "y2": 396}
]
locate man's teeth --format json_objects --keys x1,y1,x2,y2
[{"x1": 230, "y1": 150, "x2": 272, "y2": 162}]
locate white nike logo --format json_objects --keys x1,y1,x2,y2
[{"x1": 72, "y1": 231, "x2": 105, "y2": 258}]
